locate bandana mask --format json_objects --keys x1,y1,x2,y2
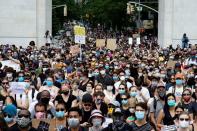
[{"x1": 16, "y1": 117, "x2": 31, "y2": 128}]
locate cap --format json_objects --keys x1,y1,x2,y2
[
  {"x1": 113, "y1": 108, "x2": 123, "y2": 115},
  {"x1": 109, "y1": 100, "x2": 120, "y2": 107},
  {"x1": 175, "y1": 73, "x2": 183, "y2": 79},
  {"x1": 3, "y1": 104, "x2": 17, "y2": 117},
  {"x1": 82, "y1": 93, "x2": 93, "y2": 103},
  {"x1": 157, "y1": 82, "x2": 165, "y2": 88}
]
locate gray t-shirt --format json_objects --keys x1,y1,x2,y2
[{"x1": 150, "y1": 97, "x2": 164, "y2": 120}]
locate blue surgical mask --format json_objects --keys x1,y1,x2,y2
[
  {"x1": 135, "y1": 111, "x2": 145, "y2": 120},
  {"x1": 176, "y1": 79, "x2": 182, "y2": 85},
  {"x1": 168, "y1": 99, "x2": 176, "y2": 107},
  {"x1": 105, "y1": 65, "x2": 109, "y2": 69},
  {"x1": 121, "y1": 99, "x2": 128, "y2": 105},
  {"x1": 119, "y1": 89, "x2": 125, "y2": 94},
  {"x1": 113, "y1": 76, "x2": 119, "y2": 81},
  {"x1": 94, "y1": 72, "x2": 99, "y2": 76},
  {"x1": 130, "y1": 92, "x2": 137, "y2": 97},
  {"x1": 18, "y1": 76, "x2": 24, "y2": 82},
  {"x1": 4, "y1": 116, "x2": 13, "y2": 123},
  {"x1": 45, "y1": 80, "x2": 53, "y2": 87},
  {"x1": 56, "y1": 111, "x2": 65, "y2": 118},
  {"x1": 68, "y1": 118, "x2": 80, "y2": 128}
]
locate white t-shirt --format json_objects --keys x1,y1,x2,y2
[
  {"x1": 136, "y1": 87, "x2": 150, "y2": 103},
  {"x1": 114, "y1": 81, "x2": 132, "y2": 90}
]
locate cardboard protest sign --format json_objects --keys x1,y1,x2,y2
[
  {"x1": 70, "y1": 45, "x2": 80, "y2": 56},
  {"x1": 1, "y1": 60, "x2": 21, "y2": 72},
  {"x1": 167, "y1": 60, "x2": 177, "y2": 68},
  {"x1": 9, "y1": 82, "x2": 28, "y2": 94},
  {"x1": 96, "y1": 39, "x2": 105, "y2": 47},
  {"x1": 32, "y1": 119, "x2": 66, "y2": 131},
  {"x1": 106, "y1": 39, "x2": 117, "y2": 51}
]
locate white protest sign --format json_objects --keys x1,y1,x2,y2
[
  {"x1": 1, "y1": 60, "x2": 21, "y2": 72},
  {"x1": 136, "y1": 37, "x2": 141, "y2": 45},
  {"x1": 9, "y1": 82, "x2": 28, "y2": 94},
  {"x1": 128, "y1": 38, "x2": 133, "y2": 45},
  {"x1": 74, "y1": 26, "x2": 86, "y2": 44}
]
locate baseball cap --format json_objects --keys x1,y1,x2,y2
[
  {"x1": 175, "y1": 73, "x2": 183, "y2": 79},
  {"x1": 82, "y1": 93, "x2": 93, "y2": 103},
  {"x1": 109, "y1": 100, "x2": 120, "y2": 107}
]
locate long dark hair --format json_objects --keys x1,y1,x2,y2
[
  {"x1": 0, "y1": 114, "x2": 8, "y2": 131},
  {"x1": 164, "y1": 93, "x2": 176, "y2": 110}
]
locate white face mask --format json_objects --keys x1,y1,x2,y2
[
  {"x1": 179, "y1": 120, "x2": 190, "y2": 128},
  {"x1": 100, "y1": 70, "x2": 105, "y2": 75},
  {"x1": 107, "y1": 86, "x2": 113, "y2": 91},
  {"x1": 120, "y1": 76, "x2": 125, "y2": 81}
]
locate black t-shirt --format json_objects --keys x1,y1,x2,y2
[
  {"x1": 92, "y1": 102, "x2": 108, "y2": 116},
  {"x1": 8, "y1": 123, "x2": 20, "y2": 131},
  {"x1": 55, "y1": 94, "x2": 77, "y2": 111},
  {"x1": 130, "y1": 122, "x2": 153, "y2": 131},
  {"x1": 189, "y1": 102, "x2": 197, "y2": 117}
]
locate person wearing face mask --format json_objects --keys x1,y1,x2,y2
[
  {"x1": 178, "y1": 89, "x2": 194, "y2": 112},
  {"x1": 88, "y1": 110, "x2": 105, "y2": 131},
  {"x1": 114, "y1": 72, "x2": 133, "y2": 90},
  {"x1": 85, "y1": 82, "x2": 94, "y2": 95},
  {"x1": 174, "y1": 105, "x2": 184, "y2": 126},
  {"x1": 102, "y1": 108, "x2": 133, "y2": 131},
  {"x1": 81, "y1": 93, "x2": 93, "y2": 127},
  {"x1": 17, "y1": 72, "x2": 25, "y2": 82},
  {"x1": 55, "y1": 103, "x2": 67, "y2": 130},
  {"x1": 78, "y1": 72, "x2": 90, "y2": 92},
  {"x1": 96, "y1": 68, "x2": 114, "y2": 88},
  {"x1": 93, "y1": 91, "x2": 108, "y2": 116},
  {"x1": 39, "y1": 76, "x2": 59, "y2": 102},
  {"x1": 149, "y1": 83, "x2": 165, "y2": 130},
  {"x1": 34, "y1": 102, "x2": 47, "y2": 119},
  {"x1": 16, "y1": 109, "x2": 37, "y2": 131},
  {"x1": 177, "y1": 112, "x2": 194, "y2": 131},
  {"x1": 135, "y1": 78, "x2": 150, "y2": 103},
  {"x1": 3, "y1": 104, "x2": 20, "y2": 131},
  {"x1": 128, "y1": 86, "x2": 138, "y2": 109},
  {"x1": 157, "y1": 93, "x2": 177, "y2": 130},
  {"x1": 67, "y1": 107, "x2": 86, "y2": 131},
  {"x1": 71, "y1": 79, "x2": 84, "y2": 102},
  {"x1": 130, "y1": 102, "x2": 154, "y2": 131},
  {"x1": 103, "y1": 85, "x2": 115, "y2": 104},
  {"x1": 168, "y1": 73, "x2": 185, "y2": 103},
  {"x1": 54, "y1": 84, "x2": 77, "y2": 112},
  {"x1": 120, "y1": 94, "x2": 131, "y2": 119}
]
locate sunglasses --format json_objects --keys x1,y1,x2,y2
[
  {"x1": 4, "y1": 113, "x2": 12, "y2": 118},
  {"x1": 2, "y1": 82, "x2": 9, "y2": 85},
  {"x1": 18, "y1": 115, "x2": 30, "y2": 118},
  {"x1": 121, "y1": 98, "x2": 127, "y2": 100},
  {"x1": 179, "y1": 118, "x2": 189, "y2": 121},
  {"x1": 84, "y1": 104, "x2": 92, "y2": 107},
  {"x1": 56, "y1": 108, "x2": 65, "y2": 112},
  {"x1": 119, "y1": 88, "x2": 125, "y2": 90},
  {"x1": 182, "y1": 94, "x2": 191, "y2": 96}
]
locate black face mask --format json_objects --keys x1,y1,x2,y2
[
  {"x1": 61, "y1": 91, "x2": 69, "y2": 95},
  {"x1": 41, "y1": 98, "x2": 50, "y2": 105}
]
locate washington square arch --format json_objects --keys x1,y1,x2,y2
[{"x1": 0, "y1": 0, "x2": 197, "y2": 48}]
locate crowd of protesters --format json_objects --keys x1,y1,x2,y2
[{"x1": 0, "y1": 22, "x2": 196, "y2": 131}]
